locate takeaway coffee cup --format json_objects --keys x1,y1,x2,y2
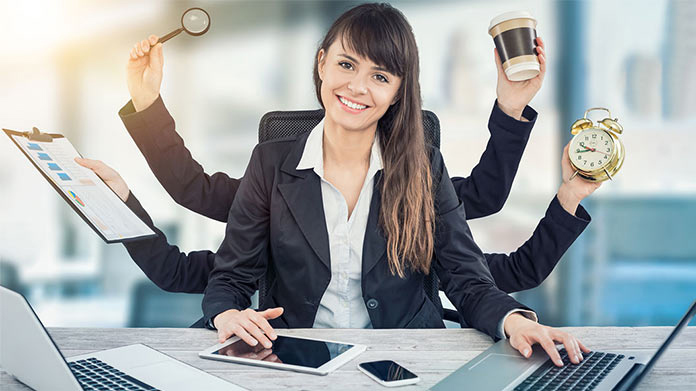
[{"x1": 488, "y1": 11, "x2": 539, "y2": 81}]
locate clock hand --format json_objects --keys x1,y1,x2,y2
[{"x1": 579, "y1": 144, "x2": 611, "y2": 157}]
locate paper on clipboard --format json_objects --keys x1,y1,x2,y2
[{"x1": 4, "y1": 128, "x2": 155, "y2": 243}]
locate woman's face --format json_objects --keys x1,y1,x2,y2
[{"x1": 317, "y1": 38, "x2": 402, "y2": 133}]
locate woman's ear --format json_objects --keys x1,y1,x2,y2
[{"x1": 317, "y1": 49, "x2": 326, "y2": 81}]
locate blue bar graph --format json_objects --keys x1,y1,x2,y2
[
  {"x1": 48, "y1": 163, "x2": 61, "y2": 171},
  {"x1": 58, "y1": 173, "x2": 71, "y2": 181},
  {"x1": 27, "y1": 143, "x2": 42, "y2": 151},
  {"x1": 37, "y1": 153, "x2": 52, "y2": 161}
]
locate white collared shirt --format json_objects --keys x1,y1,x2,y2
[
  {"x1": 294, "y1": 119, "x2": 533, "y2": 335},
  {"x1": 296, "y1": 119, "x2": 382, "y2": 329}
]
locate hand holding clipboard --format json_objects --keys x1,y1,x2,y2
[{"x1": 4, "y1": 127, "x2": 155, "y2": 243}]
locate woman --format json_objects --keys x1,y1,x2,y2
[
  {"x1": 96, "y1": 1, "x2": 596, "y2": 299},
  {"x1": 82, "y1": 3, "x2": 595, "y2": 367}
]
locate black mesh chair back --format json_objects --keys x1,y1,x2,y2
[{"x1": 256, "y1": 108, "x2": 457, "y2": 323}]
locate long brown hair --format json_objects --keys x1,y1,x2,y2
[{"x1": 312, "y1": 3, "x2": 434, "y2": 277}]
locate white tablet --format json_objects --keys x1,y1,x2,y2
[{"x1": 199, "y1": 334, "x2": 366, "y2": 376}]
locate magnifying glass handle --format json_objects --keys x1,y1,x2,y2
[{"x1": 158, "y1": 27, "x2": 184, "y2": 44}]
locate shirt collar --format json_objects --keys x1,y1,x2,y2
[{"x1": 296, "y1": 118, "x2": 383, "y2": 178}]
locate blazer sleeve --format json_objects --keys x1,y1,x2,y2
[
  {"x1": 484, "y1": 196, "x2": 591, "y2": 293},
  {"x1": 121, "y1": 192, "x2": 216, "y2": 293},
  {"x1": 119, "y1": 96, "x2": 240, "y2": 222},
  {"x1": 450, "y1": 100, "x2": 537, "y2": 219},
  {"x1": 429, "y1": 148, "x2": 533, "y2": 339},
  {"x1": 202, "y1": 144, "x2": 271, "y2": 322}
]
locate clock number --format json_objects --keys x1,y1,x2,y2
[
  {"x1": 598, "y1": 160, "x2": 602, "y2": 165},
  {"x1": 592, "y1": 134, "x2": 597, "y2": 139},
  {"x1": 577, "y1": 155, "x2": 582, "y2": 160},
  {"x1": 591, "y1": 162, "x2": 595, "y2": 167},
  {"x1": 606, "y1": 148, "x2": 611, "y2": 152},
  {"x1": 585, "y1": 136, "x2": 589, "y2": 141},
  {"x1": 605, "y1": 141, "x2": 609, "y2": 145},
  {"x1": 583, "y1": 160, "x2": 587, "y2": 165}
]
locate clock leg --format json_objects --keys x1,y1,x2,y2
[
  {"x1": 604, "y1": 168, "x2": 613, "y2": 181},
  {"x1": 569, "y1": 170, "x2": 579, "y2": 181}
]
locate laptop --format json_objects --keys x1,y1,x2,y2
[
  {"x1": 431, "y1": 299, "x2": 696, "y2": 391},
  {"x1": 0, "y1": 285, "x2": 247, "y2": 391}
]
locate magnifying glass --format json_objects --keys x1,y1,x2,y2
[{"x1": 158, "y1": 8, "x2": 211, "y2": 44}]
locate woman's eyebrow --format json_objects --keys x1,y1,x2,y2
[{"x1": 339, "y1": 53, "x2": 389, "y2": 73}]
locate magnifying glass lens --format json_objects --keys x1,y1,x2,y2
[{"x1": 183, "y1": 9, "x2": 209, "y2": 34}]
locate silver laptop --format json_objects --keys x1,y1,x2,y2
[
  {"x1": 0, "y1": 285, "x2": 247, "y2": 391},
  {"x1": 431, "y1": 299, "x2": 696, "y2": 391}
]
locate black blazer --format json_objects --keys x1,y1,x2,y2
[
  {"x1": 198, "y1": 130, "x2": 530, "y2": 338},
  {"x1": 119, "y1": 97, "x2": 590, "y2": 296}
]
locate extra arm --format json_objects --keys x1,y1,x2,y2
[
  {"x1": 119, "y1": 96, "x2": 239, "y2": 222},
  {"x1": 121, "y1": 192, "x2": 215, "y2": 293},
  {"x1": 450, "y1": 101, "x2": 537, "y2": 219},
  {"x1": 484, "y1": 196, "x2": 591, "y2": 293}
]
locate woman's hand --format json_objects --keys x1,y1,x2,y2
[
  {"x1": 213, "y1": 307, "x2": 284, "y2": 347},
  {"x1": 557, "y1": 143, "x2": 602, "y2": 215},
  {"x1": 74, "y1": 158, "x2": 130, "y2": 202},
  {"x1": 127, "y1": 35, "x2": 164, "y2": 112},
  {"x1": 495, "y1": 37, "x2": 546, "y2": 120},
  {"x1": 504, "y1": 313, "x2": 590, "y2": 367}
]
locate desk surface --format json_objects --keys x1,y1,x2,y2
[{"x1": 2, "y1": 327, "x2": 694, "y2": 390}]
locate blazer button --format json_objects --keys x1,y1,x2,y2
[{"x1": 366, "y1": 298, "x2": 379, "y2": 310}]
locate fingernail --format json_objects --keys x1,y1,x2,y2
[
  {"x1": 557, "y1": 359, "x2": 564, "y2": 366},
  {"x1": 250, "y1": 340, "x2": 257, "y2": 346},
  {"x1": 270, "y1": 333, "x2": 277, "y2": 339},
  {"x1": 264, "y1": 342, "x2": 272, "y2": 349},
  {"x1": 523, "y1": 349, "x2": 530, "y2": 357}
]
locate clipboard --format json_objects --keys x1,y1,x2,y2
[{"x1": 4, "y1": 127, "x2": 156, "y2": 244}]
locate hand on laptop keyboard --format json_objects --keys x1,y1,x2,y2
[{"x1": 504, "y1": 313, "x2": 591, "y2": 367}]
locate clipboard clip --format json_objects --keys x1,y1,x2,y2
[{"x1": 24, "y1": 127, "x2": 53, "y2": 142}]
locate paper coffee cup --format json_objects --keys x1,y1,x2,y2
[{"x1": 488, "y1": 11, "x2": 539, "y2": 81}]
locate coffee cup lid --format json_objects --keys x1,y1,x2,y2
[{"x1": 488, "y1": 10, "x2": 537, "y2": 32}]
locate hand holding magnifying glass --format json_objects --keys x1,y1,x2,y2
[
  {"x1": 126, "y1": 8, "x2": 211, "y2": 112},
  {"x1": 158, "y1": 8, "x2": 211, "y2": 43}
]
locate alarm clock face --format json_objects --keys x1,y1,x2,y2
[{"x1": 570, "y1": 128, "x2": 614, "y2": 171}]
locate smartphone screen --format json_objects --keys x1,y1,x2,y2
[{"x1": 359, "y1": 360, "x2": 418, "y2": 382}]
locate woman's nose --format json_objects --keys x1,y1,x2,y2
[{"x1": 347, "y1": 78, "x2": 368, "y2": 95}]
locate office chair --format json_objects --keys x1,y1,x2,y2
[{"x1": 257, "y1": 108, "x2": 460, "y2": 325}]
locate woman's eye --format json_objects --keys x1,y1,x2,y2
[
  {"x1": 374, "y1": 74, "x2": 388, "y2": 83},
  {"x1": 339, "y1": 61, "x2": 353, "y2": 70}
]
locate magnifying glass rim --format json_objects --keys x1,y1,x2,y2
[{"x1": 181, "y1": 7, "x2": 211, "y2": 36}]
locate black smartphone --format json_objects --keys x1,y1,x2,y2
[{"x1": 358, "y1": 360, "x2": 420, "y2": 387}]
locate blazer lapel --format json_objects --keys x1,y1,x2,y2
[
  {"x1": 362, "y1": 171, "x2": 387, "y2": 277},
  {"x1": 277, "y1": 134, "x2": 331, "y2": 271}
]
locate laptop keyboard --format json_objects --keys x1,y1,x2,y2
[
  {"x1": 68, "y1": 357, "x2": 160, "y2": 391},
  {"x1": 513, "y1": 348, "x2": 625, "y2": 391}
]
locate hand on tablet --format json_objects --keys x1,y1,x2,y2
[
  {"x1": 213, "y1": 307, "x2": 284, "y2": 347},
  {"x1": 74, "y1": 158, "x2": 130, "y2": 202}
]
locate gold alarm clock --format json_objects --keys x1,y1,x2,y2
[{"x1": 568, "y1": 107, "x2": 625, "y2": 182}]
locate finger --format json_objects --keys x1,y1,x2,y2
[
  {"x1": 217, "y1": 327, "x2": 232, "y2": 343},
  {"x1": 493, "y1": 48, "x2": 505, "y2": 77},
  {"x1": 265, "y1": 353, "x2": 281, "y2": 363},
  {"x1": 538, "y1": 336, "x2": 563, "y2": 367},
  {"x1": 250, "y1": 313, "x2": 277, "y2": 340},
  {"x1": 510, "y1": 337, "x2": 533, "y2": 358},
  {"x1": 129, "y1": 48, "x2": 138, "y2": 60},
  {"x1": 554, "y1": 332, "x2": 580, "y2": 364},
  {"x1": 148, "y1": 34, "x2": 159, "y2": 45},
  {"x1": 140, "y1": 39, "x2": 150, "y2": 54},
  {"x1": 242, "y1": 321, "x2": 273, "y2": 349},
  {"x1": 149, "y1": 43, "x2": 164, "y2": 70},
  {"x1": 537, "y1": 36, "x2": 545, "y2": 49},
  {"x1": 230, "y1": 325, "x2": 258, "y2": 347},
  {"x1": 134, "y1": 43, "x2": 144, "y2": 57},
  {"x1": 578, "y1": 339, "x2": 591, "y2": 354},
  {"x1": 259, "y1": 307, "x2": 284, "y2": 320},
  {"x1": 255, "y1": 349, "x2": 275, "y2": 361}
]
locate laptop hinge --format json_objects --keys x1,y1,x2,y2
[{"x1": 611, "y1": 363, "x2": 646, "y2": 391}]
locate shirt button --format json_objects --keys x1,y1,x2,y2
[{"x1": 366, "y1": 298, "x2": 379, "y2": 310}]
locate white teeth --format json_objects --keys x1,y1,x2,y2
[{"x1": 339, "y1": 96, "x2": 367, "y2": 110}]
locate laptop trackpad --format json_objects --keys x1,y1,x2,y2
[
  {"x1": 465, "y1": 353, "x2": 536, "y2": 390},
  {"x1": 128, "y1": 361, "x2": 229, "y2": 389}
]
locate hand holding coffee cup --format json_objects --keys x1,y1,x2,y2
[{"x1": 490, "y1": 11, "x2": 546, "y2": 120}]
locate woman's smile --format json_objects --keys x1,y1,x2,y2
[{"x1": 336, "y1": 95, "x2": 369, "y2": 113}]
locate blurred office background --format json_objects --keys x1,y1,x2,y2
[{"x1": 1, "y1": 0, "x2": 694, "y2": 328}]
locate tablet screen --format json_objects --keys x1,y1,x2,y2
[{"x1": 212, "y1": 336, "x2": 354, "y2": 368}]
